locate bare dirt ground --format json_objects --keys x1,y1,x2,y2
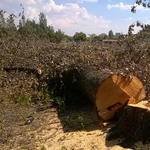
[{"x1": 0, "y1": 101, "x2": 132, "y2": 150}]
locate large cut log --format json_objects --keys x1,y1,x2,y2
[
  {"x1": 61, "y1": 68, "x2": 146, "y2": 120},
  {"x1": 106, "y1": 100, "x2": 150, "y2": 149}
]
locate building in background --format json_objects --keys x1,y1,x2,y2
[{"x1": 115, "y1": 33, "x2": 121, "y2": 38}]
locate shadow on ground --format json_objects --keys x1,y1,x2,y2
[
  {"x1": 0, "y1": 87, "x2": 115, "y2": 149},
  {"x1": 49, "y1": 86, "x2": 107, "y2": 133},
  {"x1": 37, "y1": 89, "x2": 103, "y2": 133},
  {"x1": 105, "y1": 117, "x2": 150, "y2": 150}
]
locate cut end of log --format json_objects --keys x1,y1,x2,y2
[{"x1": 95, "y1": 74, "x2": 146, "y2": 121}]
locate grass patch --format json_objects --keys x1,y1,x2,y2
[
  {"x1": 2, "y1": 90, "x2": 32, "y2": 105},
  {"x1": 77, "y1": 115, "x2": 85, "y2": 130},
  {"x1": 61, "y1": 115, "x2": 86, "y2": 131}
]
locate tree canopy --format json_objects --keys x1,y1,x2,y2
[
  {"x1": 1, "y1": 1, "x2": 150, "y2": 40},
  {"x1": 0, "y1": 9, "x2": 73, "y2": 42},
  {"x1": 73, "y1": 32, "x2": 87, "y2": 42},
  {"x1": 108, "y1": 30, "x2": 114, "y2": 39},
  {"x1": 131, "y1": 0, "x2": 150, "y2": 13}
]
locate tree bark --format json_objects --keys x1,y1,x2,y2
[
  {"x1": 106, "y1": 100, "x2": 150, "y2": 149},
  {"x1": 61, "y1": 67, "x2": 146, "y2": 121},
  {"x1": 61, "y1": 67, "x2": 111, "y2": 102}
]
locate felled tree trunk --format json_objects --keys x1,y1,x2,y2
[
  {"x1": 61, "y1": 67, "x2": 111, "y2": 102},
  {"x1": 106, "y1": 100, "x2": 150, "y2": 149},
  {"x1": 61, "y1": 68, "x2": 146, "y2": 121}
]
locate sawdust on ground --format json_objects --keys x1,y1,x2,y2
[{"x1": 0, "y1": 101, "x2": 144, "y2": 150}]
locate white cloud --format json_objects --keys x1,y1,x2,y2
[
  {"x1": 0, "y1": 0, "x2": 110, "y2": 35},
  {"x1": 122, "y1": 17, "x2": 133, "y2": 21},
  {"x1": 77, "y1": 0, "x2": 98, "y2": 3},
  {"x1": 146, "y1": 20, "x2": 150, "y2": 24},
  {"x1": 43, "y1": 1, "x2": 110, "y2": 35},
  {"x1": 107, "y1": 2, "x2": 146, "y2": 11},
  {"x1": 107, "y1": 2, "x2": 131, "y2": 10},
  {"x1": 26, "y1": 7, "x2": 39, "y2": 21}
]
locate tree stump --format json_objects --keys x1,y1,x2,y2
[
  {"x1": 61, "y1": 68, "x2": 146, "y2": 121},
  {"x1": 106, "y1": 100, "x2": 150, "y2": 149}
]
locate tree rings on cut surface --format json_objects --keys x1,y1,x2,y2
[{"x1": 95, "y1": 74, "x2": 146, "y2": 121}]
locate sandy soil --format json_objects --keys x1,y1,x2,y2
[{"x1": 0, "y1": 101, "x2": 133, "y2": 150}]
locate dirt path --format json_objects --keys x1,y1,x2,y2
[{"x1": 0, "y1": 102, "x2": 131, "y2": 150}]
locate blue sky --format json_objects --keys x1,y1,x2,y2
[{"x1": 1, "y1": 0, "x2": 150, "y2": 36}]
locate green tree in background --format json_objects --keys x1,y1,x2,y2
[
  {"x1": 0, "y1": 10, "x2": 6, "y2": 28},
  {"x1": 6, "y1": 14, "x2": 16, "y2": 31},
  {"x1": 108, "y1": 30, "x2": 114, "y2": 39},
  {"x1": 55, "y1": 29, "x2": 65, "y2": 42},
  {"x1": 73, "y1": 32, "x2": 86, "y2": 42},
  {"x1": 24, "y1": 19, "x2": 37, "y2": 34},
  {"x1": 86, "y1": 37, "x2": 92, "y2": 42},
  {"x1": 46, "y1": 25, "x2": 55, "y2": 38},
  {"x1": 103, "y1": 34, "x2": 109, "y2": 39},
  {"x1": 20, "y1": 14, "x2": 26, "y2": 27},
  {"x1": 39, "y1": 12, "x2": 47, "y2": 30},
  {"x1": 132, "y1": 0, "x2": 150, "y2": 13},
  {"x1": 143, "y1": 24, "x2": 150, "y2": 31},
  {"x1": 93, "y1": 35, "x2": 101, "y2": 42},
  {"x1": 65, "y1": 35, "x2": 73, "y2": 41},
  {"x1": 18, "y1": 14, "x2": 26, "y2": 33},
  {"x1": 0, "y1": 9, "x2": 72, "y2": 42}
]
